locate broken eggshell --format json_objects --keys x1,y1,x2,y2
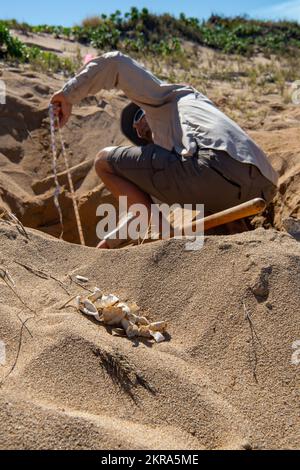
[
  {"x1": 83, "y1": 299, "x2": 98, "y2": 315},
  {"x1": 138, "y1": 316, "x2": 150, "y2": 326},
  {"x1": 102, "y1": 305, "x2": 126, "y2": 325},
  {"x1": 150, "y1": 331, "x2": 166, "y2": 343},
  {"x1": 76, "y1": 289, "x2": 167, "y2": 343},
  {"x1": 126, "y1": 302, "x2": 140, "y2": 313},
  {"x1": 149, "y1": 321, "x2": 168, "y2": 332},
  {"x1": 137, "y1": 326, "x2": 152, "y2": 338},
  {"x1": 88, "y1": 288, "x2": 102, "y2": 303},
  {"x1": 78, "y1": 297, "x2": 101, "y2": 321},
  {"x1": 117, "y1": 302, "x2": 131, "y2": 316},
  {"x1": 98, "y1": 294, "x2": 119, "y2": 309},
  {"x1": 126, "y1": 324, "x2": 140, "y2": 339}
]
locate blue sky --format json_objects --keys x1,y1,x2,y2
[{"x1": 1, "y1": 0, "x2": 300, "y2": 25}]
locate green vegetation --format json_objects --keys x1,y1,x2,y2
[
  {"x1": 199, "y1": 15, "x2": 300, "y2": 55},
  {"x1": 1, "y1": 8, "x2": 300, "y2": 77},
  {"x1": 0, "y1": 22, "x2": 27, "y2": 58},
  {"x1": 0, "y1": 9, "x2": 183, "y2": 57},
  {"x1": 2, "y1": 9, "x2": 300, "y2": 57},
  {"x1": 0, "y1": 22, "x2": 78, "y2": 74}
]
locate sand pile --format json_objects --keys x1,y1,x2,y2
[
  {"x1": 0, "y1": 38, "x2": 299, "y2": 449},
  {"x1": 0, "y1": 221, "x2": 299, "y2": 450}
]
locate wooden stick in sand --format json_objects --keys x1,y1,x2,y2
[{"x1": 182, "y1": 197, "x2": 267, "y2": 235}]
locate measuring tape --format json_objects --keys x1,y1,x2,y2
[{"x1": 49, "y1": 105, "x2": 86, "y2": 246}]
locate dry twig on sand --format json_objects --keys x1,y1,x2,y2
[
  {"x1": 0, "y1": 267, "x2": 36, "y2": 315},
  {"x1": 14, "y1": 261, "x2": 49, "y2": 280},
  {"x1": 243, "y1": 298, "x2": 269, "y2": 383},
  {"x1": 243, "y1": 300, "x2": 259, "y2": 383},
  {"x1": 0, "y1": 208, "x2": 29, "y2": 240},
  {"x1": 0, "y1": 313, "x2": 34, "y2": 387},
  {"x1": 0, "y1": 269, "x2": 36, "y2": 386},
  {"x1": 14, "y1": 261, "x2": 70, "y2": 294},
  {"x1": 59, "y1": 294, "x2": 79, "y2": 310}
]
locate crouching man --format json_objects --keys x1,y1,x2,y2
[{"x1": 50, "y1": 51, "x2": 278, "y2": 249}]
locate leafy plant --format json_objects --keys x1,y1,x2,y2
[
  {"x1": 0, "y1": 23, "x2": 26, "y2": 58},
  {"x1": 2, "y1": 10, "x2": 300, "y2": 63}
]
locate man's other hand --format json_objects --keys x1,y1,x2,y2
[{"x1": 50, "y1": 92, "x2": 73, "y2": 128}]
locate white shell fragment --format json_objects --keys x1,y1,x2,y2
[
  {"x1": 83, "y1": 299, "x2": 98, "y2": 315},
  {"x1": 89, "y1": 288, "x2": 102, "y2": 302},
  {"x1": 77, "y1": 297, "x2": 101, "y2": 322},
  {"x1": 150, "y1": 332, "x2": 166, "y2": 343},
  {"x1": 76, "y1": 275, "x2": 89, "y2": 283},
  {"x1": 75, "y1": 288, "x2": 168, "y2": 343},
  {"x1": 75, "y1": 296, "x2": 81, "y2": 309},
  {"x1": 77, "y1": 289, "x2": 100, "y2": 316},
  {"x1": 117, "y1": 302, "x2": 131, "y2": 315},
  {"x1": 98, "y1": 294, "x2": 119, "y2": 308}
]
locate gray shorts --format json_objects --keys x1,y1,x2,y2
[{"x1": 106, "y1": 144, "x2": 277, "y2": 213}]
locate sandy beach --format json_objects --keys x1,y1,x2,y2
[{"x1": 0, "y1": 30, "x2": 299, "y2": 450}]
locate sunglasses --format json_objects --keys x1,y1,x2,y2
[{"x1": 133, "y1": 108, "x2": 145, "y2": 126}]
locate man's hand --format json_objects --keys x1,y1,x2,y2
[{"x1": 50, "y1": 91, "x2": 73, "y2": 128}]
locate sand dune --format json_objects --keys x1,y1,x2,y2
[
  {"x1": 0, "y1": 222, "x2": 299, "y2": 449},
  {"x1": 0, "y1": 34, "x2": 299, "y2": 449}
]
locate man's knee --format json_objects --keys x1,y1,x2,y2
[{"x1": 95, "y1": 146, "x2": 117, "y2": 175}]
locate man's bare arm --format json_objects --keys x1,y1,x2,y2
[{"x1": 50, "y1": 92, "x2": 73, "y2": 128}]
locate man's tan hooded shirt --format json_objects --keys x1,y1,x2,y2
[{"x1": 62, "y1": 51, "x2": 278, "y2": 186}]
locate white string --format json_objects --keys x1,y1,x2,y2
[
  {"x1": 49, "y1": 104, "x2": 64, "y2": 239},
  {"x1": 49, "y1": 105, "x2": 86, "y2": 246},
  {"x1": 57, "y1": 126, "x2": 86, "y2": 246}
]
